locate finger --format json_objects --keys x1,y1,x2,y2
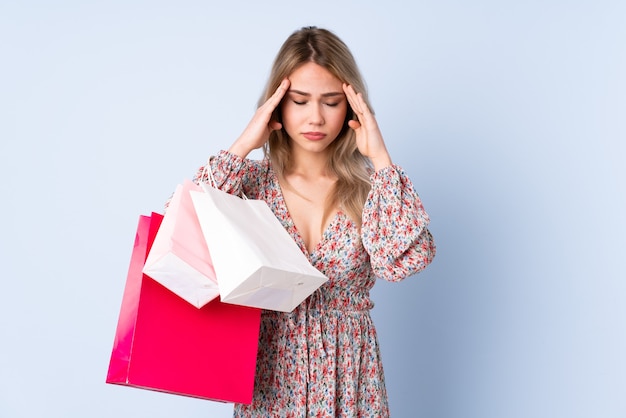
[
  {"x1": 343, "y1": 83, "x2": 368, "y2": 119},
  {"x1": 254, "y1": 79, "x2": 290, "y2": 124},
  {"x1": 343, "y1": 83, "x2": 359, "y2": 113},
  {"x1": 343, "y1": 85, "x2": 363, "y2": 122},
  {"x1": 268, "y1": 78, "x2": 290, "y2": 107},
  {"x1": 352, "y1": 88, "x2": 371, "y2": 116},
  {"x1": 257, "y1": 79, "x2": 288, "y2": 115},
  {"x1": 347, "y1": 119, "x2": 361, "y2": 131}
]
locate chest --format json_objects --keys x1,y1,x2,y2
[
  {"x1": 261, "y1": 176, "x2": 370, "y2": 284},
  {"x1": 279, "y1": 180, "x2": 338, "y2": 254}
]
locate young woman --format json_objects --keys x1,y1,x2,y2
[{"x1": 196, "y1": 26, "x2": 436, "y2": 417}]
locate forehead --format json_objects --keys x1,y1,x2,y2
[{"x1": 288, "y1": 62, "x2": 342, "y2": 92}]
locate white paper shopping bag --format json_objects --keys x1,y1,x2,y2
[
  {"x1": 189, "y1": 183, "x2": 328, "y2": 313},
  {"x1": 143, "y1": 179, "x2": 220, "y2": 308}
]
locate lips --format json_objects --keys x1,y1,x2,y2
[{"x1": 302, "y1": 132, "x2": 327, "y2": 141}]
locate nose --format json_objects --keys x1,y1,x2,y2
[{"x1": 309, "y1": 103, "x2": 324, "y2": 126}]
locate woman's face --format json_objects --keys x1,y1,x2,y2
[{"x1": 281, "y1": 62, "x2": 348, "y2": 155}]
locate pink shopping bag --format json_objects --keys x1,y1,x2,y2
[
  {"x1": 106, "y1": 213, "x2": 261, "y2": 404},
  {"x1": 143, "y1": 179, "x2": 219, "y2": 308}
]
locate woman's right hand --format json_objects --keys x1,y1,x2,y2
[{"x1": 228, "y1": 78, "x2": 290, "y2": 158}]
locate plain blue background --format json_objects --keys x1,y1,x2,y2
[{"x1": 1, "y1": 1, "x2": 624, "y2": 417}]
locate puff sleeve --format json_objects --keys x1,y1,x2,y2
[{"x1": 361, "y1": 164, "x2": 436, "y2": 282}]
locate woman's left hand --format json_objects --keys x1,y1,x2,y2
[{"x1": 343, "y1": 83, "x2": 392, "y2": 171}]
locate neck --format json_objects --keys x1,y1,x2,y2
[{"x1": 287, "y1": 147, "x2": 332, "y2": 179}]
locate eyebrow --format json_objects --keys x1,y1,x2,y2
[{"x1": 288, "y1": 89, "x2": 344, "y2": 98}]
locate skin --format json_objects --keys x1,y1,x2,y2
[
  {"x1": 227, "y1": 62, "x2": 392, "y2": 252},
  {"x1": 280, "y1": 63, "x2": 348, "y2": 160}
]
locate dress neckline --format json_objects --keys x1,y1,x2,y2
[{"x1": 270, "y1": 167, "x2": 342, "y2": 256}]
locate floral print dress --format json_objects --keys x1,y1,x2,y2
[{"x1": 196, "y1": 150, "x2": 435, "y2": 417}]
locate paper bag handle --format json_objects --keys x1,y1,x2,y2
[{"x1": 202, "y1": 164, "x2": 218, "y2": 189}]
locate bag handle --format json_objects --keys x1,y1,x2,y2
[{"x1": 202, "y1": 164, "x2": 218, "y2": 189}]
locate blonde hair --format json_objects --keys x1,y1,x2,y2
[{"x1": 260, "y1": 26, "x2": 373, "y2": 227}]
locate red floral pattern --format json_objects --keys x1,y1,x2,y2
[{"x1": 194, "y1": 151, "x2": 435, "y2": 417}]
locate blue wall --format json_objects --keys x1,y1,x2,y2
[{"x1": 1, "y1": 1, "x2": 624, "y2": 417}]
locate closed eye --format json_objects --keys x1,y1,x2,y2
[
  {"x1": 293, "y1": 100, "x2": 307, "y2": 105},
  {"x1": 325, "y1": 102, "x2": 340, "y2": 107}
]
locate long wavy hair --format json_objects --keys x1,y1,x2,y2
[{"x1": 260, "y1": 26, "x2": 373, "y2": 228}]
